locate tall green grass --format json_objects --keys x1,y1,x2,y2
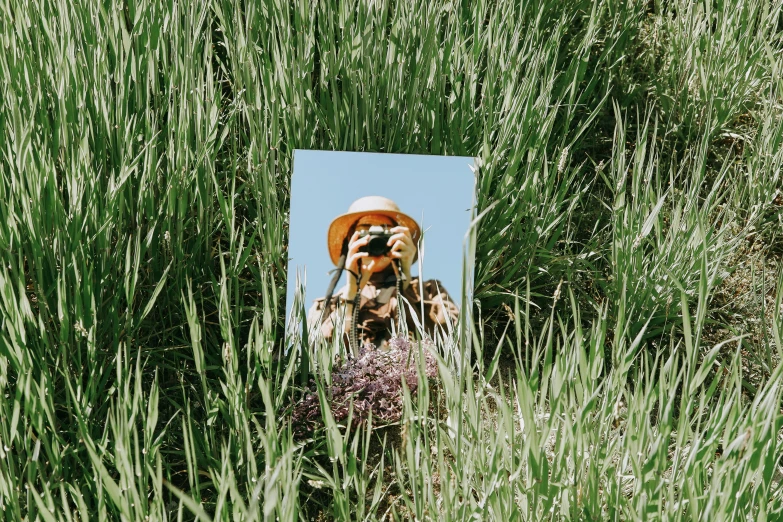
[{"x1": 1, "y1": 0, "x2": 782, "y2": 519}]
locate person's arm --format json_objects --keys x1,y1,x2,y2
[
  {"x1": 307, "y1": 297, "x2": 342, "y2": 343},
  {"x1": 307, "y1": 290, "x2": 359, "y2": 345},
  {"x1": 388, "y1": 225, "x2": 416, "y2": 290},
  {"x1": 307, "y1": 298, "x2": 332, "y2": 341},
  {"x1": 428, "y1": 281, "x2": 460, "y2": 329},
  {"x1": 403, "y1": 279, "x2": 459, "y2": 333}
]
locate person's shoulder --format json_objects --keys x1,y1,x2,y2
[
  {"x1": 412, "y1": 277, "x2": 452, "y2": 293},
  {"x1": 308, "y1": 297, "x2": 325, "y2": 317},
  {"x1": 310, "y1": 287, "x2": 349, "y2": 309},
  {"x1": 311, "y1": 295, "x2": 341, "y2": 307},
  {"x1": 308, "y1": 293, "x2": 343, "y2": 322},
  {"x1": 416, "y1": 277, "x2": 447, "y2": 287}
]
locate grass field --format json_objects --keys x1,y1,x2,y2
[{"x1": 1, "y1": 0, "x2": 782, "y2": 519}]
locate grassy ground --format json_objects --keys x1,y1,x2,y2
[{"x1": 1, "y1": 0, "x2": 782, "y2": 519}]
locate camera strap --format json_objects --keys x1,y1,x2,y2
[
  {"x1": 322, "y1": 224, "x2": 357, "y2": 312},
  {"x1": 349, "y1": 261, "x2": 362, "y2": 358},
  {"x1": 390, "y1": 259, "x2": 407, "y2": 337}
]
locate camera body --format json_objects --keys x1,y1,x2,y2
[{"x1": 357, "y1": 225, "x2": 393, "y2": 256}]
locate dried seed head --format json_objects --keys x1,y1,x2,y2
[
  {"x1": 553, "y1": 279, "x2": 563, "y2": 302},
  {"x1": 557, "y1": 146, "x2": 569, "y2": 174},
  {"x1": 74, "y1": 320, "x2": 88, "y2": 338}
]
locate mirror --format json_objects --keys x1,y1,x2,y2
[{"x1": 285, "y1": 150, "x2": 477, "y2": 352}]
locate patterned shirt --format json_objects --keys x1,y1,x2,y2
[{"x1": 307, "y1": 268, "x2": 460, "y2": 348}]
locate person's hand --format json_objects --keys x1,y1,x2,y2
[
  {"x1": 344, "y1": 231, "x2": 374, "y2": 301},
  {"x1": 387, "y1": 226, "x2": 416, "y2": 283}
]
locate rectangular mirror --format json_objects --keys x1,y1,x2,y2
[{"x1": 285, "y1": 150, "x2": 477, "y2": 353}]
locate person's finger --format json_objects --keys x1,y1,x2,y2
[
  {"x1": 348, "y1": 252, "x2": 369, "y2": 264},
  {"x1": 387, "y1": 232, "x2": 410, "y2": 246},
  {"x1": 346, "y1": 252, "x2": 369, "y2": 273},
  {"x1": 349, "y1": 234, "x2": 369, "y2": 248},
  {"x1": 390, "y1": 226, "x2": 413, "y2": 241},
  {"x1": 389, "y1": 239, "x2": 414, "y2": 262},
  {"x1": 393, "y1": 238, "x2": 414, "y2": 253},
  {"x1": 390, "y1": 250, "x2": 409, "y2": 261},
  {"x1": 363, "y1": 258, "x2": 376, "y2": 276},
  {"x1": 348, "y1": 235, "x2": 370, "y2": 255}
]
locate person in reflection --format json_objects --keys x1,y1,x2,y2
[{"x1": 308, "y1": 196, "x2": 459, "y2": 351}]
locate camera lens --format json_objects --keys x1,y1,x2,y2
[{"x1": 366, "y1": 236, "x2": 391, "y2": 256}]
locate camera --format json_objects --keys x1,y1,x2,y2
[{"x1": 357, "y1": 225, "x2": 393, "y2": 256}]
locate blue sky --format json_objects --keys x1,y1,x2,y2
[{"x1": 285, "y1": 150, "x2": 476, "y2": 324}]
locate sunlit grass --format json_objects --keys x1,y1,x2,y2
[{"x1": 1, "y1": 0, "x2": 782, "y2": 519}]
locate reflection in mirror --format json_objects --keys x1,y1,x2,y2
[{"x1": 285, "y1": 150, "x2": 476, "y2": 358}]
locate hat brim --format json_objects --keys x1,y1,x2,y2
[{"x1": 328, "y1": 209, "x2": 421, "y2": 266}]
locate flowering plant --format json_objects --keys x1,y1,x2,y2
[{"x1": 291, "y1": 336, "x2": 438, "y2": 434}]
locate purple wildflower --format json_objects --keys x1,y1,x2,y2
[{"x1": 291, "y1": 337, "x2": 438, "y2": 435}]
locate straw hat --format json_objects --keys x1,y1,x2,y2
[{"x1": 327, "y1": 196, "x2": 421, "y2": 265}]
